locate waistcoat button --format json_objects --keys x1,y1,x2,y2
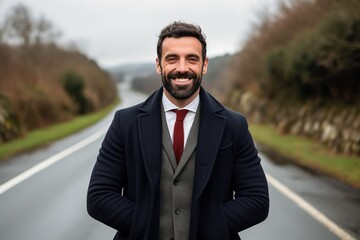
[{"x1": 175, "y1": 208, "x2": 181, "y2": 215}]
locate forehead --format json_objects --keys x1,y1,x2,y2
[{"x1": 161, "y1": 37, "x2": 202, "y2": 57}]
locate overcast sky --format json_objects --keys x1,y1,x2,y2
[{"x1": 1, "y1": 0, "x2": 285, "y2": 68}]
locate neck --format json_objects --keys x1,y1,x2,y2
[{"x1": 163, "y1": 88, "x2": 200, "y2": 108}]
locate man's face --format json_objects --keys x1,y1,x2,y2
[{"x1": 156, "y1": 37, "x2": 208, "y2": 106}]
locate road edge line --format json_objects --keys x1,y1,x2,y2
[
  {"x1": 0, "y1": 126, "x2": 108, "y2": 195},
  {"x1": 266, "y1": 173, "x2": 356, "y2": 240}
]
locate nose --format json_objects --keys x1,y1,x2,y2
[{"x1": 176, "y1": 59, "x2": 189, "y2": 73}]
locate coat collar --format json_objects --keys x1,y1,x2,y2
[
  {"x1": 138, "y1": 86, "x2": 224, "y2": 113},
  {"x1": 137, "y1": 87, "x2": 226, "y2": 200},
  {"x1": 138, "y1": 87, "x2": 164, "y2": 113},
  {"x1": 193, "y1": 87, "x2": 226, "y2": 200},
  {"x1": 137, "y1": 88, "x2": 163, "y2": 188}
]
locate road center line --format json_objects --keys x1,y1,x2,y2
[
  {"x1": 0, "y1": 125, "x2": 108, "y2": 195},
  {"x1": 266, "y1": 173, "x2": 356, "y2": 240}
]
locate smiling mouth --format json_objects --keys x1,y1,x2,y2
[
  {"x1": 168, "y1": 72, "x2": 196, "y2": 83},
  {"x1": 172, "y1": 78, "x2": 192, "y2": 82}
]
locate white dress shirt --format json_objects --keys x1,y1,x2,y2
[{"x1": 162, "y1": 93, "x2": 199, "y2": 147}]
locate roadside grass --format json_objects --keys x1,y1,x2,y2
[
  {"x1": 249, "y1": 123, "x2": 360, "y2": 189},
  {"x1": 0, "y1": 98, "x2": 120, "y2": 161}
]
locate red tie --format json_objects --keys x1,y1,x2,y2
[{"x1": 173, "y1": 109, "x2": 189, "y2": 164}]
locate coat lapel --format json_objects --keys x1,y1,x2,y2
[
  {"x1": 193, "y1": 87, "x2": 226, "y2": 201},
  {"x1": 137, "y1": 87, "x2": 226, "y2": 201},
  {"x1": 137, "y1": 88, "x2": 163, "y2": 187}
]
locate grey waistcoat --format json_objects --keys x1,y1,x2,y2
[{"x1": 159, "y1": 106, "x2": 200, "y2": 240}]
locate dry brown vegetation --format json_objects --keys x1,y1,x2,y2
[
  {"x1": 228, "y1": 0, "x2": 360, "y2": 103},
  {"x1": 225, "y1": 0, "x2": 360, "y2": 156},
  {"x1": 0, "y1": 4, "x2": 117, "y2": 142}
]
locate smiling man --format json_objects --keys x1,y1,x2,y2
[
  {"x1": 87, "y1": 21, "x2": 269, "y2": 240},
  {"x1": 157, "y1": 36, "x2": 207, "y2": 107}
]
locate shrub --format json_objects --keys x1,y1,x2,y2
[
  {"x1": 0, "y1": 94, "x2": 21, "y2": 142},
  {"x1": 62, "y1": 71, "x2": 93, "y2": 114},
  {"x1": 262, "y1": 3, "x2": 360, "y2": 103}
]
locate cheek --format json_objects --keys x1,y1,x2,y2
[
  {"x1": 163, "y1": 66, "x2": 177, "y2": 76},
  {"x1": 190, "y1": 66, "x2": 203, "y2": 75}
]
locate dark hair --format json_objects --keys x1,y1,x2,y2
[{"x1": 157, "y1": 21, "x2": 207, "y2": 61}]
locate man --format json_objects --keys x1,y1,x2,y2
[{"x1": 87, "y1": 21, "x2": 269, "y2": 240}]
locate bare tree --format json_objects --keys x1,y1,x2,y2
[
  {"x1": 6, "y1": 3, "x2": 33, "y2": 46},
  {"x1": 0, "y1": 23, "x2": 4, "y2": 45},
  {"x1": 34, "y1": 15, "x2": 61, "y2": 45},
  {"x1": 34, "y1": 16, "x2": 52, "y2": 45},
  {"x1": 2, "y1": 3, "x2": 62, "y2": 47},
  {"x1": 0, "y1": 0, "x2": 5, "y2": 44}
]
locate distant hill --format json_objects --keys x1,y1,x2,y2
[
  {"x1": 203, "y1": 54, "x2": 231, "y2": 89},
  {"x1": 110, "y1": 54, "x2": 232, "y2": 95},
  {"x1": 107, "y1": 62, "x2": 155, "y2": 82}
]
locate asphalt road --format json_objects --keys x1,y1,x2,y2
[{"x1": 0, "y1": 80, "x2": 359, "y2": 240}]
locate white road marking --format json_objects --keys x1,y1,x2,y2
[
  {"x1": 0, "y1": 121, "x2": 356, "y2": 240},
  {"x1": 0, "y1": 126, "x2": 108, "y2": 195},
  {"x1": 266, "y1": 173, "x2": 356, "y2": 240}
]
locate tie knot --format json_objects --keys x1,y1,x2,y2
[{"x1": 174, "y1": 109, "x2": 189, "y2": 121}]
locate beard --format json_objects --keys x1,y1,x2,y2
[{"x1": 161, "y1": 70, "x2": 202, "y2": 100}]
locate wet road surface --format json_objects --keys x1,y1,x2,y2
[{"x1": 0, "y1": 81, "x2": 359, "y2": 240}]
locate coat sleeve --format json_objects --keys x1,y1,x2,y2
[
  {"x1": 87, "y1": 111, "x2": 134, "y2": 234},
  {"x1": 223, "y1": 116, "x2": 269, "y2": 234}
]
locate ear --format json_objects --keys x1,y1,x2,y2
[
  {"x1": 202, "y1": 57, "x2": 209, "y2": 74},
  {"x1": 156, "y1": 58, "x2": 161, "y2": 74}
]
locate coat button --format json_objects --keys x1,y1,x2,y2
[{"x1": 175, "y1": 208, "x2": 181, "y2": 215}]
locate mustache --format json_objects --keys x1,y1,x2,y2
[{"x1": 167, "y1": 71, "x2": 197, "y2": 80}]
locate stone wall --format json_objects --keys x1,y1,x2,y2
[{"x1": 228, "y1": 90, "x2": 360, "y2": 156}]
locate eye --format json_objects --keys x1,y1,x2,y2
[
  {"x1": 165, "y1": 55, "x2": 177, "y2": 63},
  {"x1": 188, "y1": 56, "x2": 199, "y2": 63},
  {"x1": 168, "y1": 57, "x2": 176, "y2": 63}
]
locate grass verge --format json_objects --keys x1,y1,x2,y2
[
  {"x1": 249, "y1": 123, "x2": 360, "y2": 189},
  {"x1": 0, "y1": 98, "x2": 120, "y2": 161}
]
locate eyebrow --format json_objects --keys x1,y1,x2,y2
[
  {"x1": 187, "y1": 54, "x2": 200, "y2": 59},
  {"x1": 164, "y1": 53, "x2": 200, "y2": 59},
  {"x1": 164, "y1": 54, "x2": 178, "y2": 59}
]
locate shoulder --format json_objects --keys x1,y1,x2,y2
[
  {"x1": 200, "y1": 88, "x2": 247, "y2": 126},
  {"x1": 113, "y1": 87, "x2": 163, "y2": 123},
  {"x1": 223, "y1": 107, "x2": 246, "y2": 123},
  {"x1": 107, "y1": 104, "x2": 141, "y2": 136},
  {"x1": 115, "y1": 103, "x2": 142, "y2": 118},
  {"x1": 111, "y1": 104, "x2": 140, "y2": 126},
  {"x1": 221, "y1": 107, "x2": 249, "y2": 138}
]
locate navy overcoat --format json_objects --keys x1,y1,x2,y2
[{"x1": 87, "y1": 87, "x2": 269, "y2": 240}]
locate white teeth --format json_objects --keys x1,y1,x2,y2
[{"x1": 175, "y1": 78, "x2": 190, "y2": 82}]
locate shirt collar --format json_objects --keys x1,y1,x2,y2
[{"x1": 162, "y1": 92, "x2": 199, "y2": 113}]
